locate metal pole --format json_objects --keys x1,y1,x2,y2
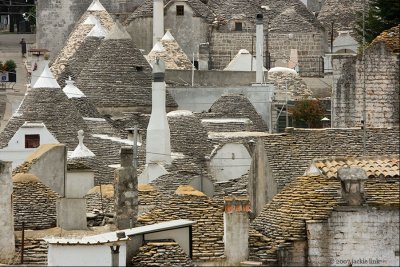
[{"x1": 133, "y1": 125, "x2": 138, "y2": 169}]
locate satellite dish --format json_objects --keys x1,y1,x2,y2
[{"x1": 189, "y1": 176, "x2": 215, "y2": 197}]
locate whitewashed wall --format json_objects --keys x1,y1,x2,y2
[
  {"x1": 209, "y1": 143, "x2": 252, "y2": 182},
  {"x1": 307, "y1": 208, "x2": 400, "y2": 266},
  {"x1": 47, "y1": 243, "x2": 127, "y2": 266},
  {"x1": 0, "y1": 124, "x2": 59, "y2": 168}
]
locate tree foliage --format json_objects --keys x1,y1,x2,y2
[
  {"x1": 0, "y1": 60, "x2": 16, "y2": 72},
  {"x1": 354, "y1": 0, "x2": 400, "y2": 44},
  {"x1": 289, "y1": 99, "x2": 325, "y2": 128}
]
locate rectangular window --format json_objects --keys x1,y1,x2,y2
[
  {"x1": 136, "y1": 66, "x2": 143, "y2": 72},
  {"x1": 25, "y1": 134, "x2": 40, "y2": 148},
  {"x1": 176, "y1": 5, "x2": 184, "y2": 16},
  {"x1": 235, "y1": 22, "x2": 243, "y2": 31}
]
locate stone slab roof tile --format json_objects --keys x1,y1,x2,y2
[
  {"x1": 261, "y1": 127, "x2": 400, "y2": 189},
  {"x1": 0, "y1": 87, "x2": 90, "y2": 150},
  {"x1": 131, "y1": 241, "x2": 195, "y2": 266},
  {"x1": 201, "y1": 118, "x2": 255, "y2": 132},
  {"x1": 250, "y1": 172, "x2": 400, "y2": 263},
  {"x1": 71, "y1": 97, "x2": 103, "y2": 118},
  {"x1": 51, "y1": 10, "x2": 113, "y2": 80},
  {"x1": 50, "y1": 24, "x2": 94, "y2": 79},
  {"x1": 312, "y1": 155, "x2": 400, "y2": 179},
  {"x1": 369, "y1": 25, "x2": 400, "y2": 53},
  {"x1": 75, "y1": 39, "x2": 177, "y2": 108},
  {"x1": 56, "y1": 36, "x2": 104, "y2": 88},
  {"x1": 317, "y1": 0, "x2": 364, "y2": 38},
  {"x1": 137, "y1": 194, "x2": 225, "y2": 261},
  {"x1": 208, "y1": 0, "x2": 262, "y2": 23},
  {"x1": 208, "y1": 94, "x2": 268, "y2": 131},
  {"x1": 83, "y1": 118, "x2": 120, "y2": 136},
  {"x1": 167, "y1": 110, "x2": 213, "y2": 159},
  {"x1": 147, "y1": 33, "x2": 194, "y2": 70},
  {"x1": 12, "y1": 175, "x2": 60, "y2": 230},
  {"x1": 0, "y1": 87, "x2": 123, "y2": 185},
  {"x1": 269, "y1": 7, "x2": 317, "y2": 33},
  {"x1": 260, "y1": 0, "x2": 320, "y2": 23}
]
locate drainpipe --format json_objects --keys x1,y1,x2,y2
[{"x1": 110, "y1": 245, "x2": 120, "y2": 267}]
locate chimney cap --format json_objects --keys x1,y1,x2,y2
[
  {"x1": 152, "y1": 58, "x2": 166, "y2": 82},
  {"x1": 256, "y1": 14, "x2": 263, "y2": 24}
]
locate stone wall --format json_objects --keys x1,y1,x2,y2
[
  {"x1": 307, "y1": 0, "x2": 325, "y2": 13},
  {"x1": 13, "y1": 180, "x2": 60, "y2": 230},
  {"x1": 15, "y1": 238, "x2": 48, "y2": 265},
  {"x1": 125, "y1": 17, "x2": 153, "y2": 54},
  {"x1": 331, "y1": 54, "x2": 356, "y2": 127},
  {"x1": 209, "y1": 32, "x2": 262, "y2": 70},
  {"x1": 277, "y1": 240, "x2": 308, "y2": 266},
  {"x1": 165, "y1": 70, "x2": 269, "y2": 87},
  {"x1": 201, "y1": 120, "x2": 253, "y2": 132},
  {"x1": 332, "y1": 43, "x2": 400, "y2": 128},
  {"x1": 168, "y1": 85, "x2": 273, "y2": 125},
  {"x1": 307, "y1": 207, "x2": 400, "y2": 266},
  {"x1": 37, "y1": 0, "x2": 92, "y2": 58},
  {"x1": 269, "y1": 32, "x2": 325, "y2": 77},
  {"x1": 131, "y1": 241, "x2": 195, "y2": 266},
  {"x1": 164, "y1": 3, "x2": 209, "y2": 59}
]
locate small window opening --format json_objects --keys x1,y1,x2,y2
[
  {"x1": 25, "y1": 134, "x2": 40, "y2": 148},
  {"x1": 193, "y1": 61, "x2": 199, "y2": 70},
  {"x1": 235, "y1": 22, "x2": 243, "y2": 31},
  {"x1": 176, "y1": 5, "x2": 184, "y2": 16},
  {"x1": 136, "y1": 66, "x2": 143, "y2": 72}
]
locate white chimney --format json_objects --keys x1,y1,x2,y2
[
  {"x1": 153, "y1": 0, "x2": 164, "y2": 46},
  {"x1": 256, "y1": 14, "x2": 264, "y2": 83},
  {"x1": 224, "y1": 196, "x2": 250, "y2": 265},
  {"x1": 146, "y1": 58, "x2": 171, "y2": 164}
]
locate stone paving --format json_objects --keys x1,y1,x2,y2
[{"x1": 0, "y1": 33, "x2": 35, "y2": 131}]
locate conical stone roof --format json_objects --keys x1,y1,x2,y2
[
  {"x1": 259, "y1": 0, "x2": 321, "y2": 27},
  {"x1": 75, "y1": 22, "x2": 178, "y2": 111},
  {"x1": 50, "y1": 2, "x2": 114, "y2": 81},
  {"x1": 269, "y1": 7, "x2": 317, "y2": 32},
  {"x1": 167, "y1": 110, "x2": 212, "y2": 160},
  {"x1": 87, "y1": 0, "x2": 107, "y2": 11},
  {"x1": 147, "y1": 31, "x2": 194, "y2": 70},
  {"x1": 12, "y1": 173, "x2": 60, "y2": 230},
  {"x1": 317, "y1": 0, "x2": 361, "y2": 38},
  {"x1": 0, "y1": 69, "x2": 90, "y2": 150},
  {"x1": 209, "y1": 94, "x2": 268, "y2": 132},
  {"x1": 56, "y1": 35, "x2": 104, "y2": 87}
]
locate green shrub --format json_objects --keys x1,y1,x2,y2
[{"x1": 4, "y1": 60, "x2": 16, "y2": 72}]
